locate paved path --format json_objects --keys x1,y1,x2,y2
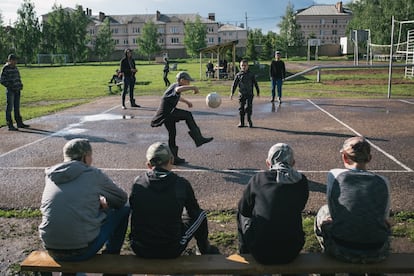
[{"x1": 1, "y1": 95, "x2": 413, "y2": 212}]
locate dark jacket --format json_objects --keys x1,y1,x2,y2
[
  {"x1": 269, "y1": 60, "x2": 286, "y2": 80},
  {"x1": 231, "y1": 70, "x2": 260, "y2": 97},
  {"x1": 1, "y1": 63, "x2": 23, "y2": 91},
  {"x1": 239, "y1": 170, "x2": 309, "y2": 263},
  {"x1": 151, "y1": 83, "x2": 180, "y2": 127},
  {"x1": 120, "y1": 55, "x2": 136, "y2": 79},
  {"x1": 129, "y1": 169, "x2": 203, "y2": 253}
]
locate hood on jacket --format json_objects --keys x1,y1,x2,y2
[
  {"x1": 45, "y1": 160, "x2": 91, "y2": 185},
  {"x1": 144, "y1": 168, "x2": 177, "y2": 192}
]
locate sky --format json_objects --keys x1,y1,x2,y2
[{"x1": 1, "y1": 0, "x2": 344, "y2": 33}]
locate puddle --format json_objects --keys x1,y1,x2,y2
[{"x1": 80, "y1": 113, "x2": 134, "y2": 123}]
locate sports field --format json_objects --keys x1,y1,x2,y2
[{"x1": 1, "y1": 95, "x2": 413, "y2": 213}]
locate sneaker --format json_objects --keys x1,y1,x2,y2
[
  {"x1": 131, "y1": 103, "x2": 141, "y2": 108},
  {"x1": 173, "y1": 156, "x2": 186, "y2": 165},
  {"x1": 17, "y1": 122, "x2": 30, "y2": 128},
  {"x1": 122, "y1": 105, "x2": 126, "y2": 110},
  {"x1": 8, "y1": 125, "x2": 18, "y2": 131}
]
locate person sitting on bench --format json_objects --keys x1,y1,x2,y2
[
  {"x1": 109, "y1": 69, "x2": 122, "y2": 84},
  {"x1": 237, "y1": 143, "x2": 309, "y2": 264},
  {"x1": 315, "y1": 136, "x2": 391, "y2": 268},
  {"x1": 38, "y1": 138, "x2": 130, "y2": 276},
  {"x1": 129, "y1": 142, "x2": 219, "y2": 258}
]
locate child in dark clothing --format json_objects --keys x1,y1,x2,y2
[
  {"x1": 129, "y1": 142, "x2": 219, "y2": 258},
  {"x1": 230, "y1": 60, "x2": 260, "y2": 128}
]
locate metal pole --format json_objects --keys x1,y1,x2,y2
[{"x1": 387, "y1": 16, "x2": 395, "y2": 99}]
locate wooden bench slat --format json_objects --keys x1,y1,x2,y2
[{"x1": 20, "y1": 250, "x2": 414, "y2": 274}]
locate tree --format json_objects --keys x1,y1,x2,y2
[
  {"x1": 42, "y1": 4, "x2": 89, "y2": 63},
  {"x1": 278, "y1": 2, "x2": 303, "y2": 57},
  {"x1": 14, "y1": 0, "x2": 41, "y2": 65},
  {"x1": 348, "y1": 0, "x2": 414, "y2": 45},
  {"x1": 261, "y1": 32, "x2": 276, "y2": 60},
  {"x1": 0, "y1": 13, "x2": 14, "y2": 57},
  {"x1": 137, "y1": 21, "x2": 161, "y2": 61},
  {"x1": 94, "y1": 17, "x2": 115, "y2": 62},
  {"x1": 69, "y1": 5, "x2": 90, "y2": 63},
  {"x1": 245, "y1": 31, "x2": 258, "y2": 61},
  {"x1": 184, "y1": 17, "x2": 207, "y2": 58}
]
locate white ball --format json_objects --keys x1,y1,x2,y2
[{"x1": 206, "y1": 92, "x2": 221, "y2": 108}]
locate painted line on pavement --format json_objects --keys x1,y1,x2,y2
[
  {"x1": 307, "y1": 99, "x2": 413, "y2": 172},
  {"x1": 399, "y1": 99, "x2": 414, "y2": 104},
  {"x1": 1, "y1": 167, "x2": 412, "y2": 174}
]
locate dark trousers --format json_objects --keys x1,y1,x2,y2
[
  {"x1": 164, "y1": 108, "x2": 198, "y2": 149},
  {"x1": 131, "y1": 210, "x2": 209, "y2": 258},
  {"x1": 163, "y1": 71, "x2": 170, "y2": 87},
  {"x1": 238, "y1": 95, "x2": 253, "y2": 116},
  {"x1": 6, "y1": 89, "x2": 22, "y2": 123},
  {"x1": 122, "y1": 76, "x2": 135, "y2": 103},
  {"x1": 237, "y1": 213, "x2": 304, "y2": 265}
]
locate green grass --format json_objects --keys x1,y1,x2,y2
[
  {"x1": 1, "y1": 208, "x2": 413, "y2": 252},
  {"x1": 1, "y1": 59, "x2": 412, "y2": 127}
]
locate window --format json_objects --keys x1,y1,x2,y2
[
  {"x1": 332, "y1": 30, "x2": 337, "y2": 35},
  {"x1": 170, "y1": 26, "x2": 179, "y2": 34},
  {"x1": 158, "y1": 28, "x2": 164, "y2": 34},
  {"x1": 208, "y1": 37, "x2": 214, "y2": 43},
  {"x1": 333, "y1": 19, "x2": 338, "y2": 24},
  {"x1": 320, "y1": 19, "x2": 325, "y2": 24},
  {"x1": 132, "y1": 27, "x2": 140, "y2": 33},
  {"x1": 123, "y1": 39, "x2": 128, "y2": 45},
  {"x1": 207, "y1": 27, "x2": 214, "y2": 33},
  {"x1": 171, "y1": 37, "x2": 179, "y2": 44},
  {"x1": 114, "y1": 39, "x2": 120, "y2": 45}
]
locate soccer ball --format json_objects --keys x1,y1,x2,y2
[{"x1": 206, "y1": 92, "x2": 221, "y2": 108}]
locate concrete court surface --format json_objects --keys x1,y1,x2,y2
[{"x1": 0, "y1": 95, "x2": 413, "y2": 213}]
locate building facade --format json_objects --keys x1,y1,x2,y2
[
  {"x1": 84, "y1": 9, "x2": 247, "y2": 59},
  {"x1": 295, "y1": 1, "x2": 352, "y2": 45}
]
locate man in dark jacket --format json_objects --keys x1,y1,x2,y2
[
  {"x1": 129, "y1": 142, "x2": 219, "y2": 258},
  {"x1": 269, "y1": 51, "x2": 286, "y2": 103},
  {"x1": 238, "y1": 143, "x2": 309, "y2": 264},
  {"x1": 230, "y1": 59, "x2": 260, "y2": 128},
  {"x1": 0, "y1": 54, "x2": 29, "y2": 131},
  {"x1": 120, "y1": 48, "x2": 140, "y2": 109}
]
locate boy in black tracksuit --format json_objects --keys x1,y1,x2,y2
[
  {"x1": 230, "y1": 59, "x2": 260, "y2": 128},
  {"x1": 129, "y1": 142, "x2": 219, "y2": 258},
  {"x1": 151, "y1": 71, "x2": 213, "y2": 165}
]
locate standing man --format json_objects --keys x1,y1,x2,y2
[
  {"x1": 1, "y1": 54, "x2": 30, "y2": 131},
  {"x1": 163, "y1": 57, "x2": 171, "y2": 87},
  {"x1": 238, "y1": 143, "x2": 309, "y2": 264},
  {"x1": 315, "y1": 136, "x2": 391, "y2": 266},
  {"x1": 151, "y1": 71, "x2": 213, "y2": 165},
  {"x1": 120, "y1": 48, "x2": 140, "y2": 109},
  {"x1": 230, "y1": 59, "x2": 260, "y2": 128},
  {"x1": 269, "y1": 51, "x2": 286, "y2": 103}
]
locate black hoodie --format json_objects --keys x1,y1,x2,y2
[{"x1": 129, "y1": 169, "x2": 203, "y2": 252}]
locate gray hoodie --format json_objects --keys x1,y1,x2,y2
[{"x1": 39, "y1": 160, "x2": 127, "y2": 250}]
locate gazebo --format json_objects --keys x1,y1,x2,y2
[{"x1": 198, "y1": 40, "x2": 238, "y2": 80}]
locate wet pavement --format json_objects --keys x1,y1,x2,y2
[{"x1": 1, "y1": 95, "x2": 413, "y2": 212}]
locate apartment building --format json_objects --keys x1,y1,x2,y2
[
  {"x1": 84, "y1": 9, "x2": 247, "y2": 59},
  {"x1": 295, "y1": 1, "x2": 352, "y2": 45}
]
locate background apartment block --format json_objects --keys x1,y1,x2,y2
[
  {"x1": 295, "y1": 1, "x2": 352, "y2": 46},
  {"x1": 84, "y1": 9, "x2": 247, "y2": 59}
]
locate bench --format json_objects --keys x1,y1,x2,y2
[
  {"x1": 108, "y1": 82, "x2": 123, "y2": 94},
  {"x1": 20, "y1": 250, "x2": 414, "y2": 274}
]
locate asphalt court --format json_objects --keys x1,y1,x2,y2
[{"x1": 1, "y1": 95, "x2": 413, "y2": 212}]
